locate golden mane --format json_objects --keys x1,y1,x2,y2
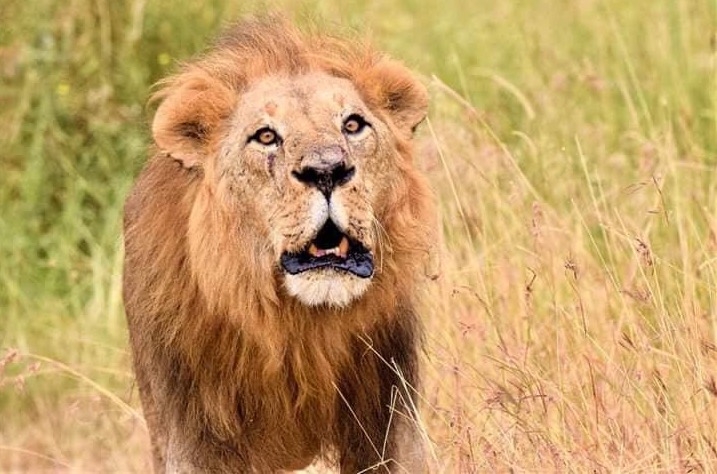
[{"x1": 123, "y1": 15, "x2": 435, "y2": 472}]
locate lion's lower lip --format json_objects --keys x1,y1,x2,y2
[{"x1": 280, "y1": 250, "x2": 373, "y2": 278}]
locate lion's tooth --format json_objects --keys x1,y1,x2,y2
[
  {"x1": 308, "y1": 244, "x2": 319, "y2": 257},
  {"x1": 339, "y1": 237, "x2": 349, "y2": 258}
]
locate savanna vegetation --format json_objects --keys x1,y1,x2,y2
[{"x1": 1, "y1": 0, "x2": 716, "y2": 471}]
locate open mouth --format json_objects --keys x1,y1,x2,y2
[{"x1": 280, "y1": 220, "x2": 374, "y2": 278}]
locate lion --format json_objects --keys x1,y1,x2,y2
[{"x1": 122, "y1": 16, "x2": 436, "y2": 473}]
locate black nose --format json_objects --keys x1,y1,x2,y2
[{"x1": 292, "y1": 161, "x2": 355, "y2": 196}]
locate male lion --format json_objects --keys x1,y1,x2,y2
[{"x1": 123, "y1": 16, "x2": 435, "y2": 473}]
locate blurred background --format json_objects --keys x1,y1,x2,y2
[{"x1": 1, "y1": 0, "x2": 715, "y2": 471}]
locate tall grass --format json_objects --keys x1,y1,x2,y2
[{"x1": 1, "y1": 0, "x2": 715, "y2": 471}]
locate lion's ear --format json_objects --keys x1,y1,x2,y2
[
  {"x1": 151, "y1": 72, "x2": 235, "y2": 169},
  {"x1": 361, "y1": 59, "x2": 428, "y2": 136}
]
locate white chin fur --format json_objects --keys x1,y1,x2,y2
[{"x1": 284, "y1": 271, "x2": 371, "y2": 307}]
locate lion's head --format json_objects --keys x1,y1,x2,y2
[{"x1": 148, "y1": 17, "x2": 433, "y2": 310}]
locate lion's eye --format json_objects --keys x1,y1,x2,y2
[
  {"x1": 342, "y1": 114, "x2": 369, "y2": 136},
  {"x1": 250, "y1": 127, "x2": 280, "y2": 146}
]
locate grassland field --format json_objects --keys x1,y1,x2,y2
[{"x1": 1, "y1": 0, "x2": 716, "y2": 471}]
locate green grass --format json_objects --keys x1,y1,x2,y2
[{"x1": 1, "y1": 0, "x2": 716, "y2": 471}]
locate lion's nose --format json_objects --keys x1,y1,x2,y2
[
  {"x1": 292, "y1": 146, "x2": 355, "y2": 196},
  {"x1": 292, "y1": 161, "x2": 355, "y2": 197}
]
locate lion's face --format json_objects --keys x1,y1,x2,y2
[{"x1": 216, "y1": 74, "x2": 396, "y2": 307}]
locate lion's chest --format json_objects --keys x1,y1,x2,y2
[
  {"x1": 218, "y1": 340, "x2": 353, "y2": 469},
  {"x1": 237, "y1": 393, "x2": 335, "y2": 467}
]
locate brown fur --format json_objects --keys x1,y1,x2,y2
[{"x1": 123, "y1": 16, "x2": 435, "y2": 473}]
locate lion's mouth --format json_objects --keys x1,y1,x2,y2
[{"x1": 280, "y1": 220, "x2": 373, "y2": 278}]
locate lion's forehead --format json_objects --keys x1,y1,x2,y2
[{"x1": 236, "y1": 73, "x2": 367, "y2": 125}]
